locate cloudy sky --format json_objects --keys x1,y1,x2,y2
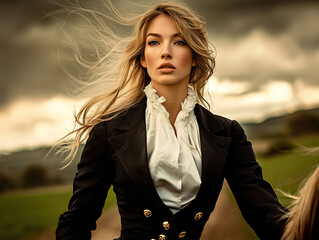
[{"x1": 1, "y1": 0, "x2": 319, "y2": 153}]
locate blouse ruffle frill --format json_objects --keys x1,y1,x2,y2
[{"x1": 143, "y1": 83, "x2": 198, "y2": 129}]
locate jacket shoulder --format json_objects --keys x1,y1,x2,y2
[
  {"x1": 196, "y1": 103, "x2": 232, "y2": 122},
  {"x1": 95, "y1": 99, "x2": 146, "y2": 132},
  {"x1": 195, "y1": 104, "x2": 234, "y2": 132}
]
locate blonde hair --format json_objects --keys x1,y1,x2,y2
[
  {"x1": 58, "y1": 1, "x2": 215, "y2": 162},
  {"x1": 281, "y1": 165, "x2": 319, "y2": 240}
]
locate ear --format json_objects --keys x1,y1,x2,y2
[{"x1": 140, "y1": 55, "x2": 147, "y2": 68}]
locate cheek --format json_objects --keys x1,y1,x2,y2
[
  {"x1": 144, "y1": 48, "x2": 157, "y2": 69},
  {"x1": 177, "y1": 49, "x2": 193, "y2": 66}
]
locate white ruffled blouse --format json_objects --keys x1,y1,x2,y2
[{"x1": 144, "y1": 83, "x2": 202, "y2": 214}]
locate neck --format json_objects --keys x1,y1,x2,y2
[{"x1": 151, "y1": 82, "x2": 188, "y2": 126}]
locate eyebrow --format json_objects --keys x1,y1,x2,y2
[{"x1": 146, "y1": 33, "x2": 181, "y2": 38}]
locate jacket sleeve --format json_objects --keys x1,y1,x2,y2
[
  {"x1": 225, "y1": 120, "x2": 287, "y2": 240},
  {"x1": 56, "y1": 122, "x2": 114, "y2": 240}
]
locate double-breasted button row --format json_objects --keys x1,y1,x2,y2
[
  {"x1": 144, "y1": 210, "x2": 203, "y2": 221},
  {"x1": 144, "y1": 210, "x2": 202, "y2": 239}
]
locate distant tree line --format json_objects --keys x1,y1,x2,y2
[
  {"x1": 285, "y1": 111, "x2": 319, "y2": 136},
  {"x1": 261, "y1": 111, "x2": 319, "y2": 156},
  {"x1": 0, "y1": 163, "x2": 63, "y2": 193}
]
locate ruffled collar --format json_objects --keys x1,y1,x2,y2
[{"x1": 144, "y1": 83, "x2": 197, "y2": 124}]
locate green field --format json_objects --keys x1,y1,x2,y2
[
  {"x1": 0, "y1": 186, "x2": 116, "y2": 240},
  {"x1": 259, "y1": 134, "x2": 319, "y2": 195}
]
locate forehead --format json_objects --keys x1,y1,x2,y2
[{"x1": 146, "y1": 14, "x2": 178, "y2": 36}]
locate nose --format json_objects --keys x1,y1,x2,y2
[{"x1": 161, "y1": 43, "x2": 172, "y2": 59}]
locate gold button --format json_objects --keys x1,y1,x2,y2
[
  {"x1": 178, "y1": 231, "x2": 186, "y2": 238},
  {"x1": 194, "y1": 212, "x2": 203, "y2": 220},
  {"x1": 159, "y1": 234, "x2": 167, "y2": 240},
  {"x1": 163, "y1": 221, "x2": 170, "y2": 230},
  {"x1": 144, "y1": 209, "x2": 152, "y2": 218}
]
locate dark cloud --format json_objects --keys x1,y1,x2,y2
[
  {"x1": 0, "y1": 0, "x2": 319, "y2": 107},
  {"x1": 0, "y1": 26, "x2": 74, "y2": 107},
  {"x1": 195, "y1": 0, "x2": 319, "y2": 92},
  {"x1": 191, "y1": 1, "x2": 319, "y2": 37}
]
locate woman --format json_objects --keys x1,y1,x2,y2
[
  {"x1": 56, "y1": 2, "x2": 287, "y2": 240},
  {"x1": 281, "y1": 164, "x2": 319, "y2": 240}
]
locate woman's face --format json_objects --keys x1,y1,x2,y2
[{"x1": 141, "y1": 14, "x2": 196, "y2": 91}]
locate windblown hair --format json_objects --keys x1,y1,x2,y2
[
  {"x1": 56, "y1": 1, "x2": 215, "y2": 163},
  {"x1": 281, "y1": 164, "x2": 319, "y2": 240}
]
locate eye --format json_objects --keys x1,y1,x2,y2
[
  {"x1": 147, "y1": 40, "x2": 159, "y2": 46},
  {"x1": 175, "y1": 40, "x2": 187, "y2": 46}
]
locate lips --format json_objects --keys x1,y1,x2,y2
[{"x1": 158, "y1": 63, "x2": 176, "y2": 69}]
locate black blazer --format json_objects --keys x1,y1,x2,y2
[{"x1": 56, "y1": 99, "x2": 287, "y2": 240}]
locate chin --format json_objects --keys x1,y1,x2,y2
[{"x1": 152, "y1": 77, "x2": 188, "y2": 87}]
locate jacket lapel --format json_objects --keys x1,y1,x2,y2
[
  {"x1": 194, "y1": 105, "x2": 231, "y2": 189},
  {"x1": 107, "y1": 99, "x2": 172, "y2": 215}
]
